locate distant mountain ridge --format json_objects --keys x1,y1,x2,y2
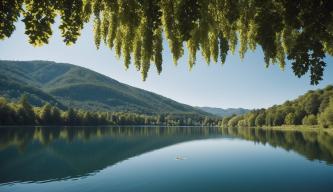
[
  {"x1": 197, "y1": 107, "x2": 250, "y2": 117},
  {"x1": 0, "y1": 60, "x2": 209, "y2": 116}
]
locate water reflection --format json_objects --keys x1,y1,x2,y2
[
  {"x1": 0, "y1": 126, "x2": 332, "y2": 184},
  {"x1": 221, "y1": 127, "x2": 333, "y2": 164}
]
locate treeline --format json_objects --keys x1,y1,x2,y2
[
  {"x1": 0, "y1": 96, "x2": 219, "y2": 126},
  {"x1": 219, "y1": 85, "x2": 333, "y2": 128}
]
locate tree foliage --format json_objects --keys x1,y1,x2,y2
[
  {"x1": 318, "y1": 98, "x2": 333, "y2": 128},
  {"x1": 1, "y1": 0, "x2": 333, "y2": 83},
  {"x1": 302, "y1": 114, "x2": 318, "y2": 126},
  {"x1": 285, "y1": 112, "x2": 296, "y2": 125}
]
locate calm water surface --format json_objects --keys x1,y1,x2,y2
[{"x1": 0, "y1": 126, "x2": 333, "y2": 192}]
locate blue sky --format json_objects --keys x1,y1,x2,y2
[{"x1": 1, "y1": 19, "x2": 333, "y2": 109}]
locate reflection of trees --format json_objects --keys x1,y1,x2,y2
[
  {"x1": 0, "y1": 126, "x2": 35, "y2": 151},
  {"x1": 222, "y1": 127, "x2": 333, "y2": 164},
  {"x1": 0, "y1": 126, "x2": 223, "y2": 149},
  {"x1": 0, "y1": 126, "x2": 224, "y2": 183},
  {"x1": 0, "y1": 126, "x2": 333, "y2": 183},
  {"x1": 1, "y1": 126, "x2": 333, "y2": 164}
]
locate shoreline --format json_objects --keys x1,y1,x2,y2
[{"x1": 246, "y1": 125, "x2": 333, "y2": 135}]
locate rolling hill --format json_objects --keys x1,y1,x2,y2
[
  {"x1": 197, "y1": 107, "x2": 249, "y2": 117},
  {"x1": 0, "y1": 60, "x2": 209, "y2": 116}
]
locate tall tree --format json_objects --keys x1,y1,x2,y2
[
  {"x1": 39, "y1": 103, "x2": 53, "y2": 125},
  {"x1": 16, "y1": 95, "x2": 35, "y2": 125}
]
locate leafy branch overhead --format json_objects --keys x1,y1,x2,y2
[{"x1": 1, "y1": 0, "x2": 333, "y2": 84}]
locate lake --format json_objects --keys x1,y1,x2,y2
[{"x1": 0, "y1": 126, "x2": 333, "y2": 192}]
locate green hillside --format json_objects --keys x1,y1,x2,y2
[
  {"x1": 220, "y1": 85, "x2": 333, "y2": 128},
  {"x1": 0, "y1": 72, "x2": 66, "y2": 109},
  {"x1": 0, "y1": 60, "x2": 209, "y2": 116},
  {"x1": 197, "y1": 107, "x2": 249, "y2": 117}
]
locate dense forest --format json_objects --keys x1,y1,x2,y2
[
  {"x1": 2, "y1": 0, "x2": 333, "y2": 83},
  {"x1": 1, "y1": 86, "x2": 333, "y2": 128},
  {"x1": 0, "y1": 95, "x2": 220, "y2": 126},
  {"x1": 219, "y1": 85, "x2": 333, "y2": 128}
]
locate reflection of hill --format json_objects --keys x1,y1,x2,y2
[
  {"x1": 0, "y1": 126, "x2": 333, "y2": 184},
  {"x1": 0, "y1": 126, "x2": 223, "y2": 183}
]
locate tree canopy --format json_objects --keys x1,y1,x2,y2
[
  {"x1": 219, "y1": 85, "x2": 333, "y2": 128},
  {"x1": 1, "y1": 0, "x2": 333, "y2": 84}
]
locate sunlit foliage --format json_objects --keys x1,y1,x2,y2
[
  {"x1": 220, "y1": 85, "x2": 333, "y2": 128},
  {"x1": 1, "y1": 0, "x2": 333, "y2": 83}
]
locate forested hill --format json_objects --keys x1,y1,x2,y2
[
  {"x1": 0, "y1": 60, "x2": 209, "y2": 116},
  {"x1": 197, "y1": 107, "x2": 249, "y2": 117},
  {"x1": 219, "y1": 85, "x2": 333, "y2": 128}
]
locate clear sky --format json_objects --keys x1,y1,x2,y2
[{"x1": 1, "y1": 19, "x2": 333, "y2": 109}]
